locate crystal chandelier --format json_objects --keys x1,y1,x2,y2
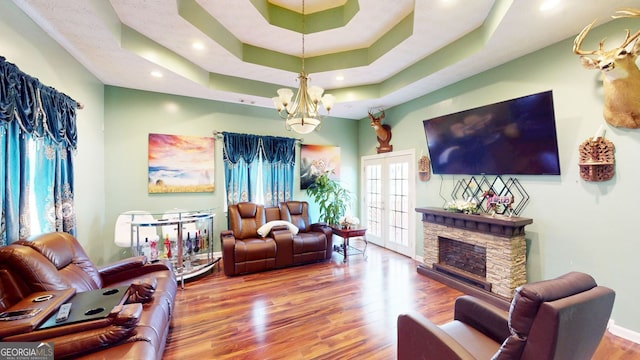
[{"x1": 272, "y1": 0, "x2": 335, "y2": 134}]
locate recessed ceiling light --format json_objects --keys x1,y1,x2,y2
[
  {"x1": 440, "y1": 0, "x2": 457, "y2": 7},
  {"x1": 336, "y1": 75, "x2": 344, "y2": 81},
  {"x1": 150, "y1": 71, "x2": 163, "y2": 78},
  {"x1": 192, "y1": 42, "x2": 205, "y2": 50},
  {"x1": 539, "y1": 0, "x2": 560, "y2": 12}
]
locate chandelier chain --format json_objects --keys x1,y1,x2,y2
[{"x1": 301, "y1": 0, "x2": 305, "y2": 72}]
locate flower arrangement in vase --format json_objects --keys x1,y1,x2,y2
[
  {"x1": 444, "y1": 199, "x2": 479, "y2": 214},
  {"x1": 338, "y1": 215, "x2": 360, "y2": 229}
]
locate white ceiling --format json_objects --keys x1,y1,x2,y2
[{"x1": 11, "y1": 0, "x2": 640, "y2": 119}]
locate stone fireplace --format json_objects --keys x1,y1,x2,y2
[{"x1": 415, "y1": 207, "x2": 532, "y2": 299}]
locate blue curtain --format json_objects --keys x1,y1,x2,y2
[
  {"x1": 222, "y1": 132, "x2": 260, "y2": 204},
  {"x1": 222, "y1": 132, "x2": 295, "y2": 206},
  {"x1": 0, "y1": 57, "x2": 78, "y2": 245},
  {"x1": 261, "y1": 136, "x2": 295, "y2": 207}
]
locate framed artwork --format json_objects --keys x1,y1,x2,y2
[
  {"x1": 300, "y1": 144, "x2": 340, "y2": 189},
  {"x1": 148, "y1": 133, "x2": 215, "y2": 193}
]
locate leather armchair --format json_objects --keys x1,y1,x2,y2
[
  {"x1": 397, "y1": 272, "x2": 615, "y2": 360},
  {"x1": 280, "y1": 201, "x2": 333, "y2": 263},
  {"x1": 221, "y1": 202, "x2": 277, "y2": 276}
]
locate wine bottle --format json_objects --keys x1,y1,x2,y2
[
  {"x1": 186, "y1": 232, "x2": 192, "y2": 255},
  {"x1": 194, "y1": 231, "x2": 200, "y2": 253}
]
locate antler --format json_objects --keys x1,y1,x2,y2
[
  {"x1": 612, "y1": 8, "x2": 640, "y2": 49},
  {"x1": 573, "y1": 20, "x2": 599, "y2": 55},
  {"x1": 367, "y1": 108, "x2": 385, "y2": 120},
  {"x1": 619, "y1": 28, "x2": 640, "y2": 49},
  {"x1": 612, "y1": 8, "x2": 640, "y2": 19}
]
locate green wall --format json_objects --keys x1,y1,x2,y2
[
  {"x1": 358, "y1": 18, "x2": 640, "y2": 333},
  {"x1": 104, "y1": 87, "x2": 359, "y2": 262}
]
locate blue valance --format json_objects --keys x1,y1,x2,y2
[
  {"x1": 222, "y1": 132, "x2": 260, "y2": 164},
  {"x1": 222, "y1": 132, "x2": 296, "y2": 166},
  {"x1": 261, "y1": 135, "x2": 295, "y2": 164},
  {"x1": 0, "y1": 56, "x2": 78, "y2": 149}
]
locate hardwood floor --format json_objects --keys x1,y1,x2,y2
[{"x1": 163, "y1": 240, "x2": 640, "y2": 359}]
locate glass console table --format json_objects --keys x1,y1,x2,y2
[{"x1": 130, "y1": 209, "x2": 219, "y2": 288}]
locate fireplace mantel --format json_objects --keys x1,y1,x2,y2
[
  {"x1": 416, "y1": 207, "x2": 532, "y2": 237},
  {"x1": 416, "y1": 207, "x2": 533, "y2": 300}
]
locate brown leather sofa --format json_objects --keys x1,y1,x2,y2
[
  {"x1": 221, "y1": 201, "x2": 333, "y2": 276},
  {"x1": 0, "y1": 232, "x2": 177, "y2": 359},
  {"x1": 397, "y1": 272, "x2": 615, "y2": 360}
]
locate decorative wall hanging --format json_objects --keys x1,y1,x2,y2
[
  {"x1": 418, "y1": 155, "x2": 431, "y2": 181},
  {"x1": 573, "y1": 8, "x2": 640, "y2": 128},
  {"x1": 148, "y1": 133, "x2": 215, "y2": 193},
  {"x1": 578, "y1": 126, "x2": 615, "y2": 182},
  {"x1": 368, "y1": 109, "x2": 393, "y2": 153},
  {"x1": 300, "y1": 145, "x2": 340, "y2": 190}
]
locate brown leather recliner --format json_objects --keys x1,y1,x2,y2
[
  {"x1": 221, "y1": 201, "x2": 333, "y2": 276},
  {"x1": 221, "y1": 202, "x2": 276, "y2": 275},
  {"x1": 397, "y1": 272, "x2": 615, "y2": 360},
  {"x1": 280, "y1": 201, "x2": 333, "y2": 263},
  {"x1": 0, "y1": 232, "x2": 177, "y2": 359}
]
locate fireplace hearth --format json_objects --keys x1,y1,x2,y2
[
  {"x1": 415, "y1": 207, "x2": 532, "y2": 299},
  {"x1": 438, "y1": 237, "x2": 486, "y2": 278}
]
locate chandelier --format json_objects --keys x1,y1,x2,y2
[{"x1": 272, "y1": 0, "x2": 335, "y2": 134}]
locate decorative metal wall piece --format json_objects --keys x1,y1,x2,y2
[{"x1": 449, "y1": 175, "x2": 530, "y2": 216}]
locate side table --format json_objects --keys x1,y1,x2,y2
[{"x1": 330, "y1": 225, "x2": 367, "y2": 260}]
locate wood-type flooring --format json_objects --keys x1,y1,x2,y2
[{"x1": 163, "y1": 239, "x2": 640, "y2": 359}]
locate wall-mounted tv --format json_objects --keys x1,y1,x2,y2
[{"x1": 423, "y1": 90, "x2": 561, "y2": 175}]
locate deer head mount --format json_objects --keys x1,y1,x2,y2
[
  {"x1": 368, "y1": 109, "x2": 392, "y2": 153},
  {"x1": 573, "y1": 8, "x2": 640, "y2": 128}
]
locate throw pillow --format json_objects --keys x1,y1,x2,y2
[{"x1": 257, "y1": 220, "x2": 299, "y2": 237}]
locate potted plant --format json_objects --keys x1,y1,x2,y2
[{"x1": 305, "y1": 172, "x2": 353, "y2": 226}]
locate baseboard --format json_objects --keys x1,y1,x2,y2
[{"x1": 608, "y1": 319, "x2": 640, "y2": 344}]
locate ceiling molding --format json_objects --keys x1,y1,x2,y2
[{"x1": 12, "y1": 0, "x2": 636, "y2": 119}]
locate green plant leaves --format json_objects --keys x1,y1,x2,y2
[{"x1": 305, "y1": 173, "x2": 352, "y2": 226}]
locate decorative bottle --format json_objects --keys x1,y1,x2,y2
[
  {"x1": 185, "y1": 232, "x2": 192, "y2": 255},
  {"x1": 184, "y1": 232, "x2": 192, "y2": 271},
  {"x1": 164, "y1": 234, "x2": 171, "y2": 259},
  {"x1": 141, "y1": 237, "x2": 150, "y2": 260},
  {"x1": 193, "y1": 231, "x2": 200, "y2": 253},
  {"x1": 150, "y1": 239, "x2": 158, "y2": 261}
]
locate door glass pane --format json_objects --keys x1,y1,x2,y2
[
  {"x1": 388, "y1": 162, "x2": 409, "y2": 247},
  {"x1": 366, "y1": 164, "x2": 382, "y2": 237}
]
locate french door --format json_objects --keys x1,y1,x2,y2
[{"x1": 361, "y1": 150, "x2": 415, "y2": 258}]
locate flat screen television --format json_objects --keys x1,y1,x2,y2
[{"x1": 423, "y1": 90, "x2": 561, "y2": 175}]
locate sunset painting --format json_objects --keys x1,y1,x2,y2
[{"x1": 148, "y1": 133, "x2": 215, "y2": 193}]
